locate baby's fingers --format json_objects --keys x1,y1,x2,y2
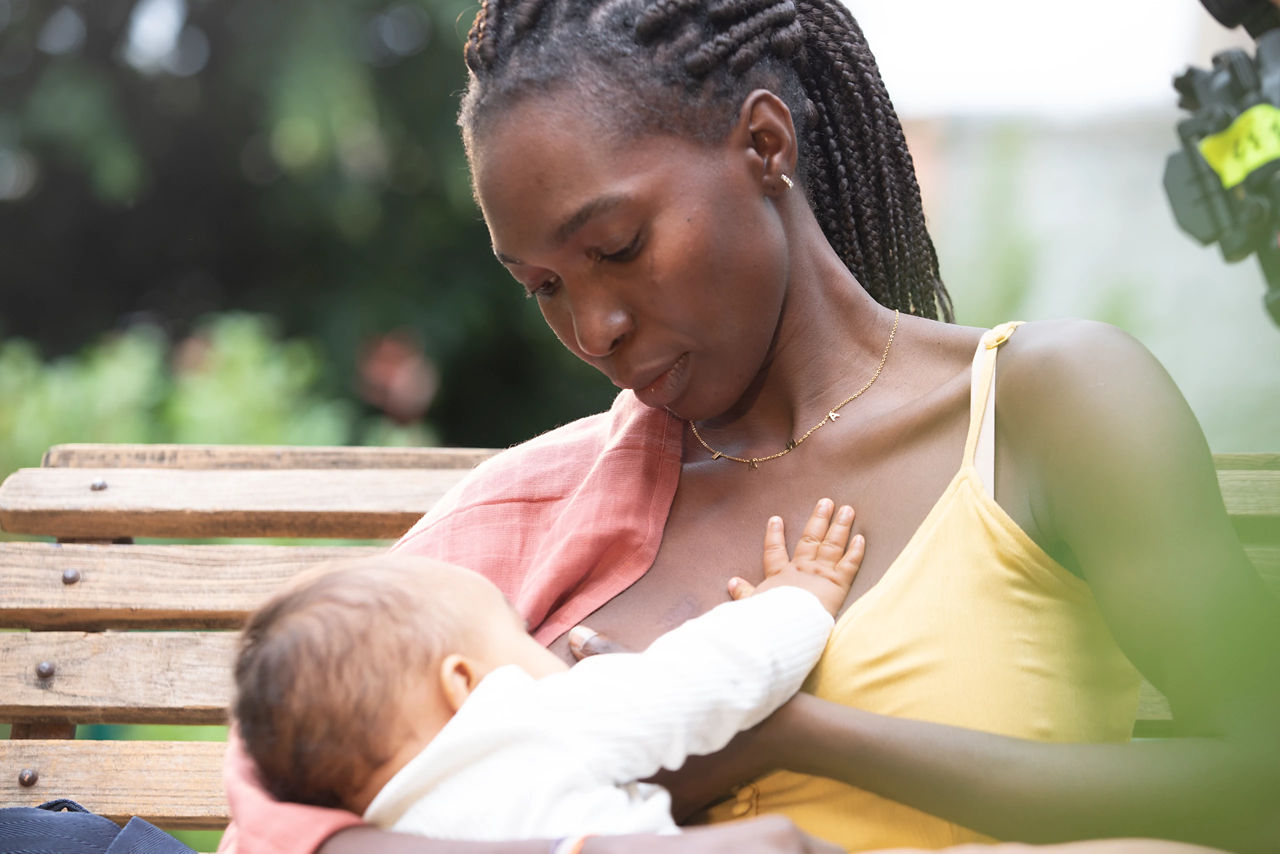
[
  {"x1": 816, "y1": 504, "x2": 856, "y2": 563},
  {"x1": 761, "y1": 515, "x2": 790, "y2": 576},
  {"x1": 835, "y1": 532, "x2": 866, "y2": 583},
  {"x1": 728, "y1": 576, "x2": 756, "y2": 600},
  {"x1": 792, "y1": 498, "x2": 835, "y2": 562}
]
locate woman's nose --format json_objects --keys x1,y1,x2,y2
[{"x1": 570, "y1": 287, "x2": 633, "y2": 357}]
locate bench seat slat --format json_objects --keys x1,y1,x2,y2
[
  {"x1": 43, "y1": 443, "x2": 497, "y2": 471},
  {"x1": 1212, "y1": 453, "x2": 1280, "y2": 471},
  {"x1": 1217, "y1": 469, "x2": 1280, "y2": 521},
  {"x1": 3, "y1": 541, "x2": 1272, "y2": 631},
  {"x1": 0, "y1": 542, "x2": 384, "y2": 630},
  {"x1": 1, "y1": 739, "x2": 226, "y2": 829},
  {"x1": 1, "y1": 632, "x2": 234, "y2": 725},
  {"x1": 0, "y1": 467, "x2": 467, "y2": 539}
]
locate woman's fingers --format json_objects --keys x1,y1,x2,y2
[
  {"x1": 668, "y1": 814, "x2": 844, "y2": 853},
  {"x1": 567, "y1": 625, "x2": 630, "y2": 659}
]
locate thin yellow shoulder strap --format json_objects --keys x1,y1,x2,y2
[{"x1": 963, "y1": 321, "x2": 1025, "y2": 493}]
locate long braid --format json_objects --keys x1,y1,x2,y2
[{"x1": 460, "y1": 0, "x2": 952, "y2": 321}]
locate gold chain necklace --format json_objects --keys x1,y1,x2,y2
[{"x1": 688, "y1": 309, "x2": 899, "y2": 470}]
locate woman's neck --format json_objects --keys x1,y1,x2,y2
[{"x1": 691, "y1": 220, "x2": 899, "y2": 457}]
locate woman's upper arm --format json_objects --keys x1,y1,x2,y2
[{"x1": 1002, "y1": 320, "x2": 1280, "y2": 737}]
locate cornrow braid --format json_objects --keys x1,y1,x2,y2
[
  {"x1": 463, "y1": 0, "x2": 498, "y2": 74},
  {"x1": 459, "y1": 0, "x2": 952, "y2": 321}
]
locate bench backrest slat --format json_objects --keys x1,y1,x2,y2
[
  {"x1": 2, "y1": 632, "x2": 234, "y2": 725},
  {"x1": 0, "y1": 542, "x2": 384, "y2": 630},
  {"x1": 42, "y1": 443, "x2": 498, "y2": 470},
  {"x1": 0, "y1": 740, "x2": 225, "y2": 829},
  {"x1": 0, "y1": 467, "x2": 470, "y2": 539}
]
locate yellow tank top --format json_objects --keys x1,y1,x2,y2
[{"x1": 703, "y1": 323, "x2": 1141, "y2": 850}]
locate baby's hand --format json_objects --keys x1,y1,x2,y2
[{"x1": 728, "y1": 499, "x2": 864, "y2": 616}]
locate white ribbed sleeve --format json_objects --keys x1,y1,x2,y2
[
  {"x1": 553, "y1": 586, "x2": 833, "y2": 783},
  {"x1": 364, "y1": 586, "x2": 833, "y2": 839}
]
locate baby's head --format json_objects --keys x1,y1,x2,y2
[{"x1": 233, "y1": 554, "x2": 566, "y2": 813}]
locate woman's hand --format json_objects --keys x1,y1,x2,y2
[
  {"x1": 319, "y1": 815, "x2": 841, "y2": 854},
  {"x1": 593, "y1": 815, "x2": 843, "y2": 854}
]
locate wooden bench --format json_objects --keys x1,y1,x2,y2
[{"x1": 1, "y1": 445, "x2": 1277, "y2": 836}]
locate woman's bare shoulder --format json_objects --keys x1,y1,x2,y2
[{"x1": 992, "y1": 318, "x2": 1182, "y2": 438}]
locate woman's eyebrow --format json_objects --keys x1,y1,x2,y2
[
  {"x1": 552, "y1": 194, "x2": 626, "y2": 246},
  {"x1": 493, "y1": 194, "x2": 628, "y2": 266}
]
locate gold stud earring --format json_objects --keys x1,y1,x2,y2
[{"x1": 779, "y1": 174, "x2": 794, "y2": 190}]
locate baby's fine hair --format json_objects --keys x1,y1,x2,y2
[
  {"x1": 233, "y1": 555, "x2": 472, "y2": 810},
  {"x1": 458, "y1": 0, "x2": 952, "y2": 322}
]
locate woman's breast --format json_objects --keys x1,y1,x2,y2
[{"x1": 702, "y1": 472, "x2": 1142, "y2": 851}]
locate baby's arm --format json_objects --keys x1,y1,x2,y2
[
  {"x1": 549, "y1": 500, "x2": 864, "y2": 785},
  {"x1": 728, "y1": 498, "x2": 863, "y2": 615}
]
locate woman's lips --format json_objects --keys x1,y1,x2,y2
[{"x1": 632, "y1": 353, "x2": 689, "y2": 410}]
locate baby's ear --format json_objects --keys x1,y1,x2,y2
[{"x1": 438, "y1": 653, "x2": 482, "y2": 713}]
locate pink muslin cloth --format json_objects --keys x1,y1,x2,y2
[{"x1": 219, "y1": 391, "x2": 683, "y2": 854}]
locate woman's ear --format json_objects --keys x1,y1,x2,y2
[
  {"x1": 438, "y1": 653, "x2": 482, "y2": 713},
  {"x1": 733, "y1": 89, "x2": 799, "y2": 196}
]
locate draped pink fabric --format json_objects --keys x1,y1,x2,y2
[
  {"x1": 392, "y1": 390, "x2": 684, "y2": 645},
  {"x1": 219, "y1": 391, "x2": 684, "y2": 853}
]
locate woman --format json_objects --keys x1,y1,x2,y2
[{"x1": 222, "y1": 0, "x2": 1280, "y2": 851}]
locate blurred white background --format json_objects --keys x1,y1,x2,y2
[{"x1": 846, "y1": 0, "x2": 1278, "y2": 450}]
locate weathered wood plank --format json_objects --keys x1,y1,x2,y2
[
  {"x1": 0, "y1": 629, "x2": 1181, "y2": 725},
  {"x1": 43, "y1": 443, "x2": 497, "y2": 471},
  {"x1": 1217, "y1": 469, "x2": 1280, "y2": 519},
  {"x1": 35, "y1": 447, "x2": 1273, "y2": 471},
  {"x1": 1, "y1": 740, "x2": 227, "y2": 828},
  {"x1": 1, "y1": 632, "x2": 234, "y2": 724},
  {"x1": 1213, "y1": 453, "x2": 1280, "y2": 471},
  {"x1": 0, "y1": 542, "x2": 385, "y2": 630},
  {"x1": 9, "y1": 722, "x2": 76, "y2": 739},
  {"x1": 0, "y1": 467, "x2": 466, "y2": 539}
]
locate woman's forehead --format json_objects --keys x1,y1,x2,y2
[
  {"x1": 473, "y1": 101, "x2": 704, "y2": 244},
  {"x1": 474, "y1": 98, "x2": 628, "y2": 185}
]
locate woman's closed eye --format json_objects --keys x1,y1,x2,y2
[
  {"x1": 525, "y1": 275, "x2": 561, "y2": 300},
  {"x1": 523, "y1": 234, "x2": 641, "y2": 299},
  {"x1": 590, "y1": 233, "x2": 643, "y2": 264}
]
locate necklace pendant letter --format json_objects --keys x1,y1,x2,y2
[
  {"x1": 711, "y1": 451, "x2": 723, "y2": 460},
  {"x1": 828, "y1": 410, "x2": 841, "y2": 421},
  {"x1": 748, "y1": 459, "x2": 759, "y2": 470}
]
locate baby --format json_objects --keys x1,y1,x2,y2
[{"x1": 232, "y1": 500, "x2": 863, "y2": 841}]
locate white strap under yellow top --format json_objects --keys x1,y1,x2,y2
[{"x1": 965, "y1": 321, "x2": 1025, "y2": 497}]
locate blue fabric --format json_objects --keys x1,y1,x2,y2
[{"x1": 0, "y1": 800, "x2": 194, "y2": 854}]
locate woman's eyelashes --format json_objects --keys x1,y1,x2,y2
[
  {"x1": 591, "y1": 233, "x2": 643, "y2": 264},
  {"x1": 526, "y1": 275, "x2": 561, "y2": 300},
  {"x1": 523, "y1": 234, "x2": 643, "y2": 299}
]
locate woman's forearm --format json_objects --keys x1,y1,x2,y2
[
  {"x1": 318, "y1": 827, "x2": 550, "y2": 854},
  {"x1": 317, "y1": 816, "x2": 842, "y2": 854},
  {"x1": 774, "y1": 695, "x2": 1280, "y2": 852}
]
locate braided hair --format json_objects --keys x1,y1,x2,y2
[{"x1": 459, "y1": 0, "x2": 953, "y2": 321}]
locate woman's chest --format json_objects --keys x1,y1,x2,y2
[{"x1": 554, "y1": 422, "x2": 969, "y2": 659}]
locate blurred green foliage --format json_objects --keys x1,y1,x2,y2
[
  {"x1": 0, "y1": 313, "x2": 433, "y2": 485},
  {"x1": 0, "y1": 0, "x2": 616, "y2": 448}
]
